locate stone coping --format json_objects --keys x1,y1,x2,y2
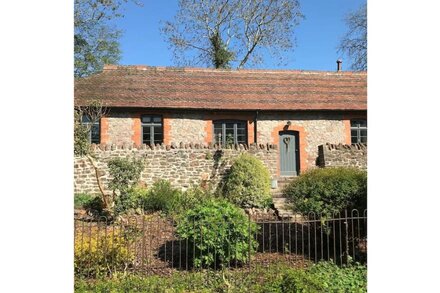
[
  {"x1": 88, "y1": 142, "x2": 278, "y2": 152},
  {"x1": 324, "y1": 143, "x2": 367, "y2": 150}
]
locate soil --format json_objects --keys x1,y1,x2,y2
[{"x1": 74, "y1": 209, "x2": 311, "y2": 276}]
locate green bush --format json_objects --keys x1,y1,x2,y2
[
  {"x1": 74, "y1": 193, "x2": 104, "y2": 215},
  {"x1": 173, "y1": 185, "x2": 216, "y2": 216},
  {"x1": 141, "y1": 180, "x2": 182, "y2": 214},
  {"x1": 280, "y1": 269, "x2": 324, "y2": 292},
  {"x1": 306, "y1": 261, "x2": 367, "y2": 292},
  {"x1": 107, "y1": 157, "x2": 144, "y2": 214},
  {"x1": 108, "y1": 157, "x2": 144, "y2": 194},
  {"x1": 222, "y1": 153, "x2": 271, "y2": 208},
  {"x1": 74, "y1": 193, "x2": 94, "y2": 209},
  {"x1": 176, "y1": 199, "x2": 257, "y2": 268},
  {"x1": 115, "y1": 185, "x2": 148, "y2": 214},
  {"x1": 141, "y1": 181, "x2": 216, "y2": 217},
  {"x1": 74, "y1": 229, "x2": 134, "y2": 278},
  {"x1": 284, "y1": 167, "x2": 367, "y2": 217},
  {"x1": 280, "y1": 262, "x2": 367, "y2": 292},
  {"x1": 74, "y1": 111, "x2": 90, "y2": 156}
]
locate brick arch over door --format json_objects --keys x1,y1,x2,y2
[{"x1": 271, "y1": 124, "x2": 308, "y2": 175}]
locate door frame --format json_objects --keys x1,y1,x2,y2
[{"x1": 279, "y1": 130, "x2": 300, "y2": 176}]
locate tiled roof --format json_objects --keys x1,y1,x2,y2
[{"x1": 74, "y1": 65, "x2": 367, "y2": 111}]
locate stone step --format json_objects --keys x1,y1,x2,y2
[
  {"x1": 272, "y1": 176, "x2": 297, "y2": 190},
  {"x1": 272, "y1": 197, "x2": 289, "y2": 204},
  {"x1": 272, "y1": 197, "x2": 305, "y2": 221},
  {"x1": 271, "y1": 191, "x2": 284, "y2": 198}
]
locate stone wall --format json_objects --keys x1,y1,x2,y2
[
  {"x1": 99, "y1": 111, "x2": 353, "y2": 173},
  {"x1": 317, "y1": 143, "x2": 367, "y2": 169},
  {"x1": 257, "y1": 112, "x2": 347, "y2": 168},
  {"x1": 168, "y1": 113, "x2": 207, "y2": 144},
  {"x1": 104, "y1": 113, "x2": 135, "y2": 145},
  {"x1": 74, "y1": 143, "x2": 278, "y2": 195}
]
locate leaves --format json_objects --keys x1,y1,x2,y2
[
  {"x1": 74, "y1": 0, "x2": 138, "y2": 77},
  {"x1": 176, "y1": 199, "x2": 257, "y2": 268},
  {"x1": 284, "y1": 167, "x2": 367, "y2": 217},
  {"x1": 222, "y1": 153, "x2": 272, "y2": 208}
]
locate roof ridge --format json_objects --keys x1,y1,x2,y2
[{"x1": 102, "y1": 64, "x2": 367, "y2": 75}]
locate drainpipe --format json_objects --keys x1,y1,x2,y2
[{"x1": 254, "y1": 110, "x2": 259, "y2": 144}]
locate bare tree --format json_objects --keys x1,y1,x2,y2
[
  {"x1": 338, "y1": 4, "x2": 367, "y2": 71},
  {"x1": 161, "y1": 0, "x2": 303, "y2": 69},
  {"x1": 74, "y1": 101, "x2": 113, "y2": 213}
]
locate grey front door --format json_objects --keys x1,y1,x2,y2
[{"x1": 279, "y1": 131, "x2": 299, "y2": 176}]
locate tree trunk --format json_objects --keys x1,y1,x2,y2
[{"x1": 86, "y1": 154, "x2": 113, "y2": 214}]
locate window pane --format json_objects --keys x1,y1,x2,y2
[
  {"x1": 237, "y1": 122, "x2": 246, "y2": 128},
  {"x1": 141, "y1": 116, "x2": 151, "y2": 123},
  {"x1": 214, "y1": 127, "x2": 222, "y2": 144},
  {"x1": 351, "y1": 130, "x2": 358, "y2": 137},
  {"x1": 360, "y1": 136, "x2": 367, "y2": 143},
  {"x1": 90, "y1": 124, "x2": 100, "y2": 144},
  {"x1": 224, "y1": 126, "x2": 234, "y2": 144},
  {"x1": 351, "y1": 136, "x2": 359, "y2": 144},
  {"x1": 153, "y1": 126, "x2": 163, "y2": 144},
  {"x1": 153, "y1": 116, "x2": 162, "y2": 123},
  {"x1": 236, "y1": 128, "x2": 246, "y2": 135},
  {"x1": 360, "y1": 129, "x2": 367, "y2": 137},
  {"x1": 351, "y1": 120, "x2": 367, "y2": 127},
  {"x1": 82, "y1": 115, "x2": 91, "y2": 123},
  {"x1": 142, "y1": 127, "x2": 151, "y2": 144},
  {"x1": 237, "y1": 135, "x2": 246, "y2": 144},
  {"x1": 225, "y1": 123, "x2": 234, "y2": 130}
]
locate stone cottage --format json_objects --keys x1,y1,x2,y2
[{"x1": 74, "y1": 65, "x2": 366, "y2": 193}]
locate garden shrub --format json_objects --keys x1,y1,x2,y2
[
  {"x1": 74, "y1": 111, "x2": 91, "y2": 156},
  {"x1": 114, "y1": 185, "x2": 148, "y2": 214},
  {"x1": 74, "y1": 229, "x2": 134, "y2": 278},
  {"x1": 305, "y1": 261, "x2": 367, "y2": 292},
  {"x1": 176, "y1": 199, "x2": 258, "y2": 268},
  {"x1": 172, "y1": 185, "x2": 216, "y2": 216},
  {"x1": 280, "y1": 261, "x2": 367, "y2": 292},
  {"x1": 107, "y1": 157, "x2": 144, "y2": 214},
  {"x1": 141, "y1": 180, "x2": 182, "y2": 214},
  {"x1": 283, "y1": 167, "x2": 367, "y2": 217},
  {"x1": 222, "y1": 153, "x2": 271, "y2": 208},
  {"x1": 74, "y1": 193, "x2": 104, "y2": 215},
  {"x1": 280, "y1": 269, "x2": 324, "y2": 292},
  {"x1": 74, "y1": 193, "x2": 94, "y2": 209}
]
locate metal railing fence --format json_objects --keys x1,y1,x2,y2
[{"x1": 74, "y1": 209, "x2": 367, "y2": 277}]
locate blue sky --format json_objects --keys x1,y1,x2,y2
[{"x1": 116, "y1": 0, "x2": 366, "y2": 71}]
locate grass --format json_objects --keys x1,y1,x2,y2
[{"x1": 75, "y1": 261, "x2": 367, "y2": 292}]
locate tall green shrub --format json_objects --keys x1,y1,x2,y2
[
  {"x1": 222, "y1": 153, "x2": 271, "y2": 208},
  {"x1": 141, "y1": 180, "x2": 182, "y2": 214},
  {"x1": 284, "y1": 167, "x2": 367, "y2": 217},
  {"x1": 107, "y1": 157, "x2": 144, "y2": 214},
  {"x1": 176, "y1": 199, "x2": 257, "y2": 268}
]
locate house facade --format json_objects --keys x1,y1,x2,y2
[{"x1": 75, "y1": 65, "x2": 367, "y2": 179}]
